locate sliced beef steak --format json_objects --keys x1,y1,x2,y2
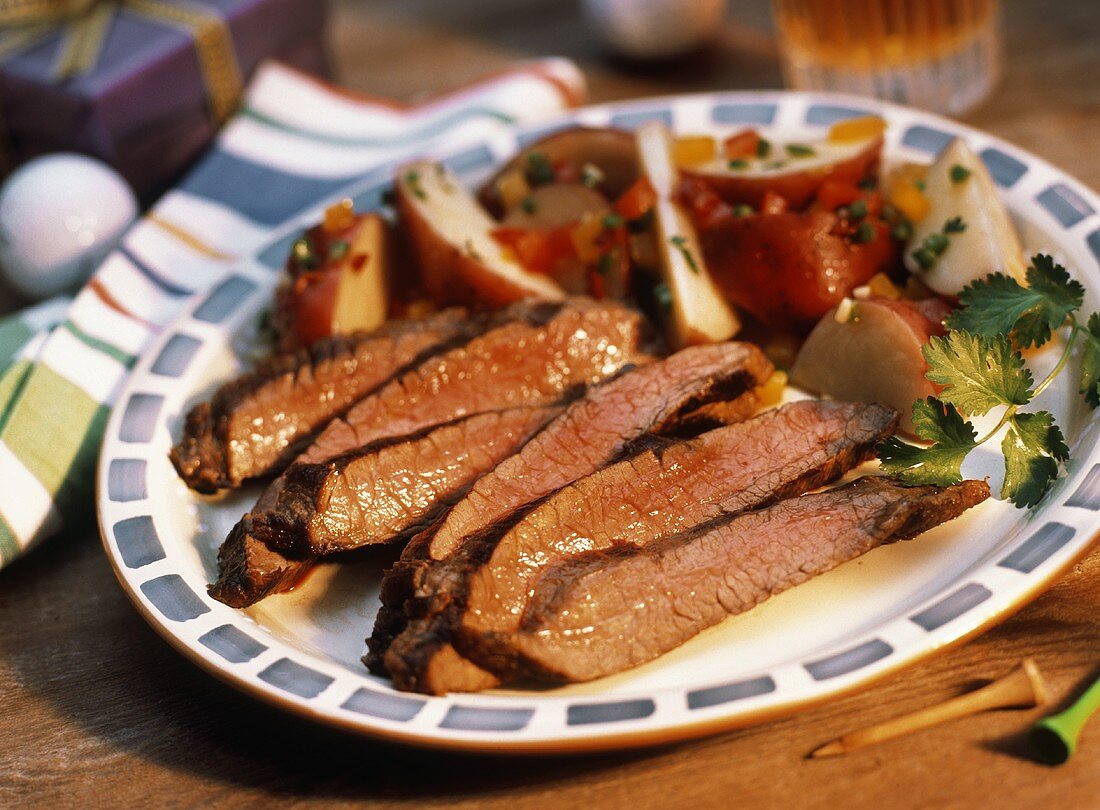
[
  {"x1": 171, "y1": 309, "x2": 472, "y2": 492},
  {"x1": 481, "y1": 477, "x2": 989, "y2": 683},
  {"x1": 367, "y1": 342, "x2": 773, "y2": 672},
  {"x1": 384, "y1": 400, "x2": 899, "y2": 694},
  {"x1": 251, "y1": 406, "x2": 560, "y2": 556},
  {"x1": 209, "y1": 298, "x2": 651, "y2": 608}
]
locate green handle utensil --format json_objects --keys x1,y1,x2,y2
[{"x1": 1031, "y1": 672, "x2": 1100, "y2": 764}]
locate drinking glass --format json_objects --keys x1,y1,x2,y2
[{"x1": 772, "y1": 0, "x2": 1003, "y2": 114}]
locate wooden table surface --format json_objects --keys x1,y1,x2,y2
[{"x1": 3, "y1": 1, "x2": 1100, "y2": 807}]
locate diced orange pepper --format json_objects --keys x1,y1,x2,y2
[
  {"x1": 828, "y1": 116, "x2": 887, "y2": 143},
  {"x1": 495, "y1": 170, "x2": 532, "y2": 210},
  {"x1": 816, "y1": 179, "x2": 863, "y2": 210},
  {"x1": 755, "y1": 370, "x2": 788, "y2": 407},
  {"x1": 889, "y1": 181, "x2": 931, "y2": 223},
  {"x1": 570, "y1": 213, "x2": 605, "y2": 264},
  {"x1": 673, "y1": 135, "x2": 716, "y2": 168},
  {"x1": 322, "y1": 198, "x2": 356, "y2": 233},
  {"x1": 491, "y1": 226, "x2": 575, "y2": 274},
  {"x1": 615, "y1": 177, "x2": 658, "y2": 221},
  {"x1": 865, "y1": 272, "x2": 902, "y2": 300},
  {"x1": 723, "y1": 129, "x2": 762, "y2": 159}
]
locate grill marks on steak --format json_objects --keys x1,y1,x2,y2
[
  {"x1": 208, "y1": 299, "x2": 652, "y2": 608},
  {"x1": 366, "y1": 342, "x2": 774, "y2": 674},
  {"x1": 383, "y1": 400, "x2": 899, "y2": 694},
  {"x1": 170, "y1": 309, "x2": 472, "y2": 492},
  {"x1": 249, "y1": 406, "x2": 562, "y2": 556},
  {"x1": 483, "y1": 477, "x2": 990, "y2": 683}
]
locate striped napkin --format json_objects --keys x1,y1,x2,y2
[{"x1": 0, "y1": 58, "x2": 586, "y2": 568}]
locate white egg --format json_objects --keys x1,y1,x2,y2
[
  {"x1": 0, "y1": 154, "x2": 138, "y2": 301},
  {"x1": 583, "y1": 0, "x2": 728, "y2": 59}
]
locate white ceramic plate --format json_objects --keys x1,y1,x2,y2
[{"x1": 97, "y1": 91, "x2": 1100, "y2": 753}]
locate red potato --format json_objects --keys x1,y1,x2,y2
[
  {"x1": 478, "y1": 127, "x2": 638, "y2": 217},
  {"x1": 396, "y1": 160, "x2": 564, "y2": 308},
  {"x1": 274, "y1": 212, "x2": 394, "y2": 350},
  {"x1": 790, "y1": 296, "x2": 950, "y2": 434},
  {"x1": 681, "y1": 136, "x2": 882, "y2": 211},
  {"x1": 681, "y1": 177, "x2": 898, "y2": 331}
]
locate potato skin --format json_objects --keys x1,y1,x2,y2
[
  {"x1": 478, "y1": 127, "x2": 638, "y2": 217},
  {"x1": 396, "y1": 181, "x2": 553, "y2": 308},
  {"x1": 691, "y1": 206, "x2": 897, "y2": 331},
  {"x1": 681, "y1": 136, "x2": 882, "y2": 210}
]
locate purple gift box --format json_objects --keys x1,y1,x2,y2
[{"x1": 0, "y1": 0, "x2": 330, "y2": 201}]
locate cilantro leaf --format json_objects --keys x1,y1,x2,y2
[
  {"x1": 877, "y1": 398, "x2": 978, "y2": 485},
  {"x1": 923, "y1": 332, "x2": 1032, "y2": 416},
  {"x1": 1079, "y1": 311, "x2": 1100, "y2": 408},
  {"x1": 1001, "y1": 411, "x2": 1069, "y2": 507},
  {"x1": 946, "y1": 255, "x2": 1082, "y2": 348}
]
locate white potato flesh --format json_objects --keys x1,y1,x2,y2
[
  {"x1": 397, "y1": 160, "x2": 563, "y2": 301},
  {"x1": 500, "y1": 183, "x2": 611, "y2": 229},
  {"x1": 636, "y1": 121, "x2": 740, "y2": 347},
  {"x1": 790, "y1": 299, "x2": 934, "y2": 434},
  {"x1": 332, "y1": 214, "x2": 389, "y2": 335},
  {"x1": 904, "y1": 138, "x2": 1026, "y2": 294},
  {"x1": 689, "y1": 136, "x2": 876, "y2": 178}
]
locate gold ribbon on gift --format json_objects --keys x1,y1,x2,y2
[{"x1": 0, "y1": 0, "x2": 242, "y2": 122}]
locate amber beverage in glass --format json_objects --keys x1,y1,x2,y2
[{"x1": 772, "y1": 0, "x2": 1002, "y2": 114}]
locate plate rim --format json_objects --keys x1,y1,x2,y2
[{"x1": 97, "y1": 88, "x2": 1100, "y2": 754}]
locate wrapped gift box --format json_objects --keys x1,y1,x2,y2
[{"x1": 0, "y1": 0, "x2": 330, "y2": 201}]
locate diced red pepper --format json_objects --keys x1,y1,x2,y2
[
  {"x1": 816, "y1": 179, "x2": 863, "y2": 211},
  {"x1": 490, "y1": 226, "x2": 576, "y2": 275},
  {"x1": 723, "y1": 129, "x2": 762, "y2": 159},
  {"x1": 761, "y1": 190, "x2": 788, "y2": 215},
  {"x1": 615, "y1": 177, "x2": 658, "y2": 221}
]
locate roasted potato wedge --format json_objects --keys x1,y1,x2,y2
[
  {"x1": 791, "y1": 296, "x2": 951, "y2": 433},
  {"x1": 681, "y1": 136, "x2": 882, "y2": 210},
  {"x1": 479, "y1": 127, "x2": 638, "y2": 216},
  {"x1": 903, "y1": 138, "x2": 1027, "y2": 295},
  {"x1": 636, "y1": 121, "x2": 740, "y2": 348},
  {"x1": 396, "y1": 160, "x2": 564, "y2": 307},
  {"x1": 500, "y1": 183, "x2": 612, "y2": 229}
]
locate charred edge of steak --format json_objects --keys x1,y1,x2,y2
[
  {"x1": 454, "y1": 406, "x2": 900, "y2": 680},
  {"x1": 207, "y1": 516, "x2": 316, "y2": 608},
  {"x1": 170, "y1": 313, "x2": 478, "y2": 493}
]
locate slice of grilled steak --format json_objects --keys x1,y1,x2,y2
[
  {"x1": 250, "y1": 406, "x2": 561, "y2": 556},
  {"x1": 209, "y1": 298, "x2": 652, "y2": 608},
  {"x1": 171, "y1": 309, "x2": 472, "y2": 492},
  {"x1": 481, "y1": 477, "x2": 990, "y2": 683},
  {"x1": 366, "y1": 342, "x2": 774, "y2": 674},
  {"x1": 384, "y1": 400, "x2": 899, "y2": 694}
]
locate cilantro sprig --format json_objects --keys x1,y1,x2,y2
[{"x1": 878, "y1": 254, "x2": 1092, "y2": 507}]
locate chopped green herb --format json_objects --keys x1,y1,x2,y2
[
  {"x1": 670, "y1": 235, "x2": 700, "y2": 273},
  {"x1": 291, "y1": 235, "x2": 318, "y2": 268},
  {"x1": 596, "y1": 251, "x2": 615, "y2": 276},
  {"x1": 853, "y1": 220, "x2": 876, "y2": 244},
  {"x1": 949, "y1": 164, "x2": 972, "y2": 184},
  {"x1": 912, "y1": 248, "x2": 936, "y2": 270},
  {"x1": 755, "y1": 138, "x2": 772, "y2": 158},
  {"x1": 404, "y1": 170, "x2": 426, "y2": 200},
  {"x1": 848, "y1": 199, "x2": 868, "y2": 220},
  {"x1": 626, "y1": 209, "x2": 655, "y2": 234},
  {"x1": 858, "y1": 178, "x2": 878, "y2": 191},
  {"x1": 653, "y1": 281, "x2": 673, "y2": 312},
  {"x1": 520, "y1": 196, "x2": 537, "y2": 215},
  {"x1": 580, "y1": 162, "x2": 604, "y2": 188},
  {"x1": 380, "y1": 187, "x2": 396, "y2": 207},
  {"x1": 733, "y1": 203, "x2": 755, "y2": 218},
  {"x1": 878, "y1": 254, "x2": 1093, "y2": 507},
  {"x1": 328, "y1": 240, "x2": 349, "y2": 260},
  {"x1": 943, "y1": 215, "x2": 967, "y2": 234},
  {"x1": 785, "y1": 143, "x2": 816, "y2": 158},
  {"x1": 925, "y1": 233, "x2": 950, "y2": 255},
  {"x1": 914, "y1": 179, "x2": 926, "y2": 192},
  {"x1": 727, "y1": 158, "x2": 749, "y2": 170},
  {"x1": 763, "y1": 160, "x2": 788, "y2": 171},
  {"x1": 525, "y1": 151, "x2": 555, "y2": 185},
  {"x1": 463, "y1": 239, "x2": 483, "y2": 262},
  {"x1": 892, "y1": 220, "x2": 914, "y2": 242},
  {"x1": 602, "y1": 214, "x2": 624, "y2": 230}
]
